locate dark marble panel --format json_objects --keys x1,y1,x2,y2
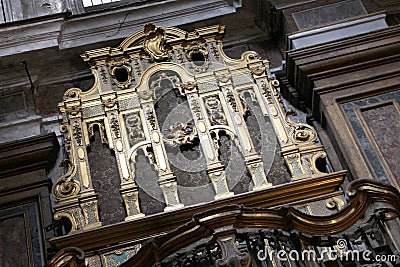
[
  {"x1": 243, "y1": 93, "x2": 291, "y2": 185},
  {"x1": 0, "y1": 202, "x2": 42, "y2": 267},
  {"x1": 361, "y1": 103, "x2": 400, "y2": 185},
  {"x1": 88, "y1": 131, "x2": 126, "y2": 225},
  {"x1": 267, "y1": 147, "x2": 292, "y2": 185},
  {"x1": 292, "y1": 0, "x2": 367, "y2": 30},
  {"x1": 219, "y1": 135, "x2": 252, "y2": 194},
  {"x1": 154, "y1": 83, "x2": 213, "y2": 205},
  {"x1": 135, "y1": 154, "x2": 165, "y2": 215},
  {"x1": 0, "y1": 214, "x2": 29, "y2": 267},
  {"x1": 341, "y1": 90, "x2": 400, "y2": 184}
]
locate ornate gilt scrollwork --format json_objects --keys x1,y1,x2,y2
[
  {"x1": 53, "y1": 23, "x2": 338, "y2": 236},
  {"x1": 285, "y1": 110, "x2": 317, "y2": 144},
  {"x1": 52, "y1": 159, "x2": 80, "y2": 200},
  {"x1": 64, "y1": 88, "x2": 82, "y2": 100},
  {"x1": 143, "y1": 23, "x2": 169, "y2": 61},
  {"x1": 242, "y1": 51, "x2": 262, "y2": 62}
]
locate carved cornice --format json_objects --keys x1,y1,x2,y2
[
  {"x1": 50, "y1": 171, "x2": 346, "y2": 250},
  {"x1": 285, "y1": 25, "x2": 400, "y2": 117},
  {"x1": 0, "y1": 133, "x2": 59, "y2": 179},
  {"x1": 120, "y1": 179, "x2": 400, "y2": 267},
  {"x1": 60, "y1": 1, "x2": 236, "y2": 50}
]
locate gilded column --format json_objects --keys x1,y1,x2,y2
[
  {"x1": 101, "y1": 92, "x2": 144, "y2": 221},
  {"x1": 215, "y1": 69, "x2": 272, "y2": 190},
  {"x1": 182, "y1": 82, "x2": 234, "y2": 199}
]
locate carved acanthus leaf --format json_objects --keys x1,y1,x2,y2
[
  {"x1": 163, "y1": 122, "x2": 198, "y2": 147},
  {"x1": 110, "y1": 114, "x2": 121, "y2": 138},
  {"x1": 143, "y1": 23, "x2": 169, "y2": 61},
  {"x1": 72, "y1": 121, "x2": 83, "y2": 145}
]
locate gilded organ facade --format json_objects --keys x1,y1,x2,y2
[{"x1": 53, "y1": 24, "x2": 330, "y2": 232}]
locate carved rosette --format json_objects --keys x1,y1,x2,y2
[{"x1": 285, "y1": 110, "x2": 318, "y2": 144}]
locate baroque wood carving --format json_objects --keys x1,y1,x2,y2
[{"x1": 53, "y1": 23, "x2": 336, "y2": 233}]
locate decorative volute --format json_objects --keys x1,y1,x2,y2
[{"x1": 53, "y1": 23, "x2": 329, "y2": 233}]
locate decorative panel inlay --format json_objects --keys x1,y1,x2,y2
[
  {"x1": 360, "y1": 101, "x2": 400, "y2": 187},
  {"x1": 341, "y1": 90, "x2": 400, "y2": 187},
  {"x1": 53, "y1": 24, "x2": 329, "y2": 233},
  {"x1": 0, "y1": 202, "x2": 43, "y2": 267}
]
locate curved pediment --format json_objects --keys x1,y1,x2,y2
[{"x1": 81, "y1": 23, "x2": 225, "y2": 63}]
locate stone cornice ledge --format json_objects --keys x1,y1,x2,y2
[
  {"x1": 0, "y1": 0, "x2": 241, "y2": 56},
  {"x1": 60, "y1": 0, "x2": 242, "y2": 49},
  {"x1": 0, "y1": 15, "x2": 66, "y2": 57}
]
